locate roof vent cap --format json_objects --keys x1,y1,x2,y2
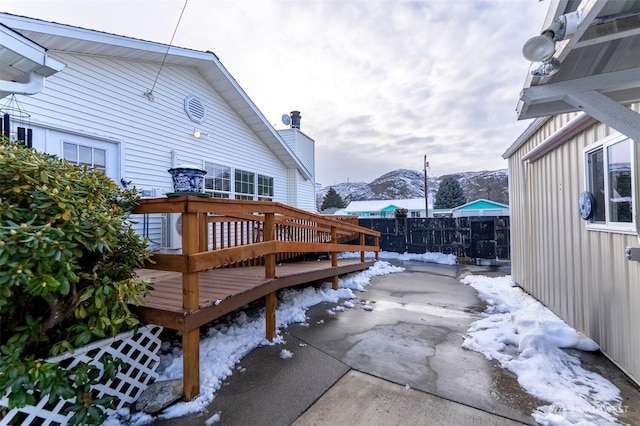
[{"x1": 184, "y1": 96, "x2": 207, "y2": 123}]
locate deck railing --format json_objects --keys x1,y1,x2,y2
[{"x1": 135, "y1": 196, "x2": 380, "y2": 274}]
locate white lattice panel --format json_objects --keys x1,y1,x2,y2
[{"x1": 0, "y1": 325, "x2": 163, "y2": 426}]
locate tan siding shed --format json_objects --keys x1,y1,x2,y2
[{"x1": 506, "y1": 106, "x2": 640, "y2": 384}]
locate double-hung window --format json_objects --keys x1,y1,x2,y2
[
  {"x1": 234, "y1": 169, "x2": 255, "y2": 200},
  {"x1": 584, "y1": 134, "x2": 635, "y2": 232},
  {"x1": 203, "y1": 162, "x2": 231, "y2": 198},
  {"x1": 63, "y1": 142, "x2": 106, "y2": 173},
  {"x1": 257, "y1": 174, "x2": 274, "y2": 201}
]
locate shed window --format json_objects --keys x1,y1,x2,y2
[{"x1": 584, "y1": 135, "x2": 635, "y2": 231}]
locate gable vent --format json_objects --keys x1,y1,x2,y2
[{"x1": 184, "y1": 96, "x2": 207, "y2": 123}]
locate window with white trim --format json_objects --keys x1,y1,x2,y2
[
  {"x1": 584, "y1": 134, "x2": 635, "y2": 231},
  {"x1": 234, "y1": 169, "x2": 255, "y2": 200},
  {"x1": 63, "y1": 142, "x2": 106, "y2": 172},
  {"x1": 203, "y1": 162, "x2": 231, "y2": 198},
  {"x1": 257, "y1": 174, "x2": 274, "y2": 201}
]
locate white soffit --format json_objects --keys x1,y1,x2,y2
[{"x1": 0, "y1": 23, "x2": 65, "y2": 98}]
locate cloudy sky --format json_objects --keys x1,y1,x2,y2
[{"x1": 2, "y1": 0, "x2": 549, "y2": 186}]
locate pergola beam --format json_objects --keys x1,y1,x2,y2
[
  {"x1": 564, "y1": 90, "x2": 640, "y2": 142},
  {"x1": 521, "y1": 67, "x2": 640, "y2": 105}
]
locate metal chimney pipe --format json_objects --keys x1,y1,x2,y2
[{"x1": 290, "y1": 111, "x2": 301, "y2": 129}]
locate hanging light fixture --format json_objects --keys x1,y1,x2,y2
[{"x1": 0, "y1": 94, "x2": 33, "y2": 147}]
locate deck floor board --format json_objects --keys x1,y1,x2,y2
[{"x1": 135, "y1": 258, "x2": 374, "y2": 330}]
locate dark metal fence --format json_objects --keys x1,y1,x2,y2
[{"x1": 358, "y1": 216, "x2": 510, "y2": 259}]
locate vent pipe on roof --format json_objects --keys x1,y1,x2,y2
[{"x1": 290, "y1": 111, "x2": 301, "y2": 129}]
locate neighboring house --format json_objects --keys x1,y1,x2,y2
[
  {"x1": 0, "y1": 13, "x2": 316, "y2": 250},
  {"x1": 341, "y1": 198, "x2": 433, "y2": 218},
  {"x1": 452, "y1": 199, "x2": 509, "y2": 218},
  {"x1": 505, "y1": 0, "x2": 640, "y2": 384}
]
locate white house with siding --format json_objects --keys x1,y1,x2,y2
[
  {"x1": 278, "y1": 125, "x2": 316, "y2": 211},
  {"x1": 0, "y1": 13, "x2": 316, "y2": 250},
  {"x1": 505, "y1": 0, "x2": 640, "y2": 384}
]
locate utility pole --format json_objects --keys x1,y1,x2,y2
[{"x1": 424, "y1": 155, "x2": 429, "y2": 219}]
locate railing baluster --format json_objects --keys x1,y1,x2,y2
[{"x1": 199, "y1": 213, "x2": 208, "y2": 253}]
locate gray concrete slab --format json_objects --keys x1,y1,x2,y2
[
  {"x1": 287, "y1": 267, "x2": 541, "y2": 425},
  {"x1": 293, "y1": 370, "x2": 527, "y2": 426},
  {"x1": 153, "y1": 335, "x2": 350, "y2": 426}
]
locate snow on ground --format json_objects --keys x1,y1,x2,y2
[
  {"x1": 462, "y1": 274, "x2": 624, "y2": 426},
  {"x1": 339, "y1": 249, "x2": 457, "y2": 265}
]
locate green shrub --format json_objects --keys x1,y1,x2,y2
[{"x1": 0, "y1": 137, "x2": 153, "y2": 424}]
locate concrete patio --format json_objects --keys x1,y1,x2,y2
[{"x1": 155, "y1": 260, "x2": 640, "y2": 426}]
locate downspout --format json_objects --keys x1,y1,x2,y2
[
  {"x1": 0, "y1": 71, "x2": 45, "y2": 95},
  {"x1": 636, "y1": 140, "x2": 640, "y2": 245},
  {"x1": 522, "y1": 159, "x2": 531, "y2": 288}
]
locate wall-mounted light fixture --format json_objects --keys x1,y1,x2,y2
[
  {"x1": 522, "y1": 11, "x2": 580, "y2": 76},
  {"x1": 193, "y1": 129, "x2": 209, "y2": 139},
  {"x1": 530, "y1": 57, "x2": 561, "y2": 77}
]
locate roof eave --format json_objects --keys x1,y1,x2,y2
[
  {"x1": 502, "y1": 117, "x2": 549, "y2": 159},
  {"x1": 0, "y1": 22, "x2": 65, "y2": 78}
]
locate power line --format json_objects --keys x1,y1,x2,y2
[{"x1": 145, "y1": 0, "x2": 189, "y2": 100}]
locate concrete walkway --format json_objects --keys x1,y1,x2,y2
[{"x1": 156, "y1": 261, "x2": 640, "y2": 426}]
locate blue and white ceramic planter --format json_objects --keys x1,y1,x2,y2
[{"x1": 168, "y1": 164, "x2": 207, "y2": 193}]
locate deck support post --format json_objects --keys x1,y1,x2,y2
[
  {"x1": 264, "y1": 213, "x2": 276, "y2": 279},
  {"x1": 181, "y1": 210, "x2": 200, "y2": 401},
  {"x1": 265, "y1": 291, "x2": 277, "y2": 340},
  {"x1": 331, "y1": 226, "x2": 338, "y2": 290},
  {"x1": 374, "y1": 236, "x2": 380, "y2": 260},
  {"x1": 359, "y1": 233, "x2": 365, "y2": 263},
  {"x1": 183, "y1": 328, "x2": 200, "y2": 400},
  {"x1": 264, "y1": 213, "x2": 277, "y2": 340}
]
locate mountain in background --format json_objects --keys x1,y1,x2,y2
[{"x1": 316, "y1": 169, "x2": 509, "y2": 211}]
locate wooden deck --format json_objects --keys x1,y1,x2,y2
[
  {"x1": 132, "y1": 196, "x2": 381, "y2": 401},
  {"x1": 136, "y1": 258, "x2": 375, "y2": 331}
]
